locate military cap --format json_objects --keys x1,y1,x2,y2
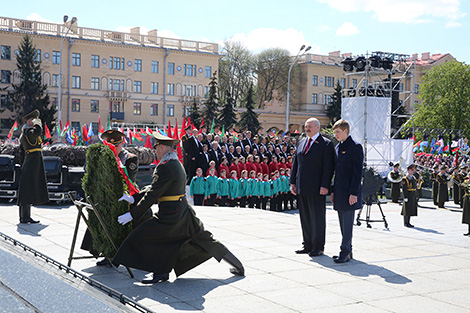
[
  {"x1": 23, "y1": 109, "x2": 40, "y2": 121},
  {"x1": 185, "y1": 124, "x2": 192, "y2": 130},
  {"x1": 393, "y1": 163, "x2": 400, "y2": 168},
  {"x1": 460, "y1": 165, "x2": 468, "y2": 170},
  {"x1": 101, "y1": 129, "x2": 125, "y2": 145},
  {"x1": 407, "y1": 164, "x2": 415, "y2": 170},
  {"x1": 152, "y1": 132, "x2": 179, "y2": 148},
  {"x1": 285, "y1": 131, "x2": 291, "y2": 136},
  {"x1": 440, "y1": 165, "x2": 447, "y2": 171}
]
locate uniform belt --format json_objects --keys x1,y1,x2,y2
[
  {"x1": 158, "y1": 195, "x2": 185, "y2": 202},
  {"x1": 407, "y1": 189, "x2": 416, "y2": 191},
  {"x1": 26, "y1": 148, "x2": 42, "y2": 154}
]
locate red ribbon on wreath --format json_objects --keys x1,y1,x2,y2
[{"x1": 103, "y1": 140, "x2": 139, "y2": 195}]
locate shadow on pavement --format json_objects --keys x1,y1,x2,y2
[
  {"x1": 16, "y1": 223, "x2": 48, "y2": 236},
  {"x1": 311, "y1": 256, "x2": 412, "y2": 285},
  {"x1": 412, "y1": 226, "x2": 444, "y2": 234}
]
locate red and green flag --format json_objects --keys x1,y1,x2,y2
[
  {"x1": 44, "y1": 123, "x2": 51, "y2": 139},
  {"x1": 7, "y1": 121, "x2": 18, "y2": 139}
]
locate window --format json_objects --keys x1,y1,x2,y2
[
  {"x1": 340, "y1": 78, "x2": 346, "y2": 88},
  {"x1": 184, "y1": 85, "x2": 196, "y2": 97},
  {"x1": 352, "y1": 79, "x2": 357, "y2": 88},
  {"x1": 1, "y1": 46, "x2": 11, "y2": 60},
  {"x1": 134, "y1": 81, "x2": 142, "y2": 93},
  {"x1": 91, "y1": 100, "x2": 99, "y2": 113},
  {"x1": 167, "y1": 104, "x2": 174, "y2": 117},
  {"x1": 151, "y1": 82, "x2": 158, "y2": 94},
  {"x1": 324, "y1": 94, "x2": 332, "y2": 105},
  {"x1": 312, "y1": 75, "x2": 318, "y2": 86},
  {"x1": 150, "y1": 104, "x2": 158, "y2": 116},
  {"x1": 113, "y1": 79, "x2": 121, "y2": 91},
  {"x1": 151, "y1": 61, "x2": 159, "y2": 73},
  {"x1": 168, "y1": 62, "x2": 175, "y2": 75},
  {"x1": 114, "y1": 57, "x2": 121, "y2": 70},
  {"x1": 91, "y1": 77, "x2": 99, "y2": 90},
  {"x1": 71, "y1": 99, "x2": 80, "y2": 112},
  {"x1": 1, "y1": 70, "x2": 11, "y2": 84},
  {"x1": 72, "y1": 53, "x2": 81, "y2": 66},
  {"x1": 134, "y1": 59, "x2": 142, "y2": 72},
  {"x1": 110, "y1": 57, "x2": 113, "y2": 69},
  {"x1": 72, "y1": 76, "x2": 81, "y2": 89},
  {"x1": 1, "y1": 95, "x2": 8, "y2": 108},
  {"x1": 91, "y1": 122, "x2": 99, "y2": 135},
  {"x1": 91, "y1": 55, "x2": 99, "y2": 68},
  {"x1": 184, "y1": 64, "x2": 196, "y2": 76},
  {"x1": 133, "y1": 102, "x2": 141, "y2": 115},
  {"x1": 167, "y1": 83, "x2": 175, "y2": 95},
  {"x1": 204, "y1": 86, "x2": 210, "y2": 98},
  {"x1": 312, "y1": 93, "x2": 318, "y2": 104},
  {"x1": 36, "y1": 49, "x2": 41, "y2": 62},
  {"x1": 51, "y1": 97, "x2": 57, "y2": 110},
  {"x1": 183, "y1": 106, "x2": 190, "y2": 117},
  {"x1": 53, "y1": 51, "x2": 61, "y2": 64},
  {"x1": 71, "y1": 121, "x2": 80, "y2": 131},
  {"x1": 52, "y1": 74, "x2": 59, "y2": 87},
  {"x1": 325, "y1": 76, "x2": 334, "y2": 87},
  {"x1": 205, "y1": 66, "x2": 211, "y2": 78},
  {"x1": 414, "y1": 84, "x2": 419, "y2": 94}
]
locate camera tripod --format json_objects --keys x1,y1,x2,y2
[{"x1": 356, "y1": 193, "x2": 388, "y2": 229}]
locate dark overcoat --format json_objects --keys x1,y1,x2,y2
[
  {"x1": 112, "y1": 153, "x2": 228, "y2": 276},
  {"x1": 437, "y1": 173, "x2": 449, "y2": 204},
  {"x1": 431, "y1": 172, "x2": 439, "y2": 204},
  {"x1": 332, "y1": 136, "x2": 363, "y2": 211},
  {"x1": 17, "y1": 120, "x2": 49, "y2": 206},
  {"x1": 401, "y1": 175, "x2": 418, "y2": 216}
]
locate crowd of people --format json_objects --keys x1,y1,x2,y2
[{"x1": 182, "y1": 128, "x2": 297, "y2": 211}]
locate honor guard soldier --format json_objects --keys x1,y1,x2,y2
[
  {"x1": 413, "y1": 166, "x2": 423, "y2": 204},
  {"x1": 451, "y1": 167, "x2": 463, "y2": 205},
  {"x1": 461, "y1": 176, "x2": 470, "y2": 236},
  {"x1": 17, "y1": 109, "x2": 49, "y2": 223},
  {"x1": 389, "y1": 163, "x2": 402, "y2": 203},
  {"x1": 112, "y1": 132, "x2": 244, "y2": 284},
  {"x1": 459, "y1": 165, "x2": 468, "y2": 208},
  {"x1": 431, "y1": 164, "x2": 439, "y2": 205},
  {"x1": 402, "y1": 164, "x2": 418, "y2": 227},
  {"x1": 437, "y1": 165, "x2": 450, "y2": 209}
]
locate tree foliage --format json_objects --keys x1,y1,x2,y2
[
  {"x1": 255, "y1": 48, "x2": 296, "y2": 108},
  {"x1": 413, "y1": 60, "x2": 470, "y2": 139},
  {"x1": 219, "y1": 91, "x2": 237, "y2": 130},
  {"x1": 82, "y1": 144, "x2": 132, "y2": 259},
  {"x1": 238, "y1": 84, "x2": 260, "y2": 133},
  {"x1": 6, "y1": 34, "x2": 55, "y2": 130},
  {"x1": 219, "y1": 41, "x2": 254, "y2": 106},
  {"x1": 327, "y1": 81, "x2": 342, "y2": 124},
  {"x1": 189, "y1": 97, "x2": 202, "y2": 128},
  {"x1": 202, "y1": 71, "x2": 220, "y2": 128}
]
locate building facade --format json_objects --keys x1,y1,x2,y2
[{"x1": 0, "y1": 16, "x2": 220, "y2": 134}]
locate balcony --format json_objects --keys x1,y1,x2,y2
[
  {"x1": 110, "y1": 112, "x2": 124, "y2": 121},
  {"x1": 107, "y1": 91, "x2": 129, "y2": 102}
]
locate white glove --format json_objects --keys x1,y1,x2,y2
[
  {"x1": 118, "y1": 212, "x2": 133, "y2": 225},
  {"x1": 118, "y1": 193, "x2": 135, "y2": 204},
  {"x1": 404, "y1": 198, "x2": 408, "y2": 202}
]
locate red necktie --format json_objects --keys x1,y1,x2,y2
[{"x1": 304, "y1": 138, "x2": 312, "y2": 154}]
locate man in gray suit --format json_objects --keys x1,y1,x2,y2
[{"x1": 290, "y1": 118, "x2": 335, "y2": 257}]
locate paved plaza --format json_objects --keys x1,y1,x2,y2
[{"x1": 1, "y1": 197, "x2": 470, "y2": 313}]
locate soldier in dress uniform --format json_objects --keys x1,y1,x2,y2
[
  {"x1": 431, "y1": 164, "x2": 439, "y2": 206},
  {"x1": 112, "y1": 132, "x2": 244, "y2": 284},
  {"x1": 413, "y1": 166, "x2": 423, "y2": 204},
  {"x1": 402, "y1": 164, "x2": 418, "y2": 227},
  {"x1": 460, "y1": 177, "x2": 470, "y2": 236},
  {"x1": 459, "y1": 165, "x2": 468, "y2": 208},
  {"x1": 437, "y1": 165, "x2": 450, "y2": 209},
  {"x1": 389, "y1": 163, "x2": 402, "y2": 203},
  {"x1": 17, "y1": 109, "x2": 49, "y2": 223},
  {"x1": 181, "y1": 125, "x2": 192, "y2": 176},
  {"x1": 451, "y1": 167, "x2": 462, "y2": 205},
  {"x1": 81, "y1": 129, "x2": 140, "y2": 266}
]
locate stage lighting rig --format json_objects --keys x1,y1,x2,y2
[
  {"x1": 355, "y1": 56, "x2": 366, "y2": 72},
  {"x1": 341, "y1": 57, "x2": 355, "y2": 72}
]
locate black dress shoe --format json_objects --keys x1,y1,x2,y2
[
  {"x1": 405, "y1": 223, "x2": 415, "y2": 228},
  {"x1": 141, "y1": 273, "x2": 169, "y2": 284},
  {"x1": 334, "y1": 255, "x2": 351, "y2": 263},
  {"x1": 333, "y1": 252, "x2": 353, "y2": 260},
  {"x1": 464, "y1": 232, "x2": 470, "y2": 236},
  {"x1": 20, "y1": 218, "x2": 39, "y2": 224},
  {"x1": 230, "y1": 266, "x2": 245, "y2": 276},
  {"x1": 96, "y1": 258, "x2": 111, "y2": 266},
  {"x1": 295, "y1": 248, "x2": 311, "y2": 254},
  {"x1": 309, "y1": 250, "x2": 324, "y2": 257}
]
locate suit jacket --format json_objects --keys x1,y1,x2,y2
[
  {"x1": 208, "y1": 149, "x2": 222, "y2": 167},
  {"x1": 187, "y1": 136, "x2": 202, "y2": 159},
  {"x1": 332, "y1": 136, "x2": 363, "y2": 211},
  {"x1": 197, "y1": 151, "x2": 211, "y2": 174},
  {"x1": 290, "y1": 134, "x2": 335, "y2": 195}
]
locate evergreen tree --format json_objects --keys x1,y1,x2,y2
[
  {"x1": 219, "y1": 91, "x2": 237, "y2": 130},
  {"x1": 6, "y1": 34, "x2": 55, "y2": 130},
  {"x1": 189, "y1": 97, "x2": 202, "y2": 127},
  {"x1": 202, "y1": 71, "x2": 219, "y2": 128},
  {"x1": 238, "y1": 84, "x2": 260, "y2": 133},
  {"x1": 326, "y1": 81, "x2": 342, "y2": 124}
]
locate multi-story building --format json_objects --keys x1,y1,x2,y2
[{"x1": 0, "y1": 16, "x2": 220, "y2": 134}]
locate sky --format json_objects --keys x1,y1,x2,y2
[{"x1": 2, "y1": 0, "x2": 469, "y2": 62}]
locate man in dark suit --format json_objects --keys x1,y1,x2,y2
[
  {"x1": 241, "y1": 131, "x2": 253, "y2": 153},
  {"x1": 209, "y1": 141, "x2": 222, "y2": 167},
  {"x1": 197, "y1": 144, "x2": 211, "y2": 175},
  {"x1": 290, "y1": 118, "x2": 335, "y2": 257},
  {"x1": 186, "y1": 129, "x2": 203, "y2": 183},
  {"x1": 331, "y1": 119, "x2": 363, "y2": 263}
]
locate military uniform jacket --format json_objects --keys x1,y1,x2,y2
[
  {"x1": 437, "y1": 173, "x2": 450, "y2": 203},
  {"x1": 17, "y1": 120, "x2": 49, "y2": 205},
  {"x1": 461, "y1": 180, "x2": 470, "y2": 224},
  {"x1": 119, "y1": 150, "x2": 138, "y2": 182},
  {"x1": 112, "y1": 152, "x2": 228, "y2": 276},
  {"x1": 401, "y1": 175, "x2": 418, "y2": 216}
]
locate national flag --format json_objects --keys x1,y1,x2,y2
[
  {"x1": 65, "y1": 130, "x2": 74, "y2": 144},
  {"x1": 454, "y1": 152, "x2": 459, "y2": 166},
  {"x1": 88, "y1": 122, "x2": 94, "y2": 137},
  {"x1": 82, "y1": 124, "x2": 89, "y2": 142},
  {"x1": 144, "y1": 132, "x2": 153, "y2": 149},
  {"x1": 411, "y1": 135, "x2": 415, "y2": 141},
  {"x1": 452, "y1": 147, "x2": 459, "y2": 154},
  {"x1": 209, "y1": 118, "x2": 215, "y2": 134},
  {"x1": 179, "y1": 117, "x2": 185, "y2": 140},
  {"x1": 443, "y1": 143, "x2": 449, "y2": 152},
  {"x1": 133, "y1": 128, "x2": 143, "y2": 142},
  {"x1": 198, "y1": 117, "x2": 204, "y2": 135},
  {"x1": 44, "y1": 123, "x2": 51, "y2": 139},
  {"x1": 127, "y1": 128, "x2": 133, "y2": 145},
  {"x1": 413, "y1": 140, "x2": 421, "y2": 149},
  {"x1": 98, "y1": 116, "x2": 105, "y2": 134},
  {"x1": 221, "y1": 125, "x2": 225, "y2": 137},
  {"x1": 107, "y1": 115, "x2": 111, "y2": 130},
  {"x1": 167, "y1": 120, "x2": 172, "y2": 138},
  {"x1": 7, "y1": 121, "x2": 18, "y2": 140},
  {"x1": 145, "y1": 127, "x2": 153, "y2": 136},
  {"x1": 61, "y1": 121, "x2": 70, "y2": 136},
  {"x1": 430, "y1": 138, "x2": 436, "y2": 149}
]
